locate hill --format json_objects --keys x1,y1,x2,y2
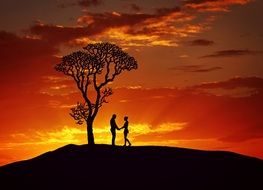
[{"x1": 0, "y1": 144, "x2": 262, "y2": 189}]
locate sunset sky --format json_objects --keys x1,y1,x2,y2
[{"x1": 1, "y1": 0, "x2": 263, "y2": 165}]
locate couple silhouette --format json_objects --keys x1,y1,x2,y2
[{"x1": 110, "y1": 114, "x2": 131, "y2": 146}]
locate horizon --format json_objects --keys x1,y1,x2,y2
[{"x1": 1, "y1": 0, "x2": 263, "y2": 166}]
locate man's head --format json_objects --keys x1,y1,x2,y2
[
  {"x1": 124, "y1": 116, "x2": 128, "y2": 121},
  {"x1": 112, "y1": 114, "x2": 116, "y2": 119}
]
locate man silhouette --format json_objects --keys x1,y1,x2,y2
[{"x1": 110, "y1": 114, "x2": 119, "y2": 146}]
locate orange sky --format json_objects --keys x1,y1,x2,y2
[{"x1": 1, "y1": 0, "x2": 263, "y2": 165}]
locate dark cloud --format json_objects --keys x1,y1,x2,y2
[
  {"x1": 57, "y1": 0, "x2": 103, "y2": 8},
  {"x1": 129, "y1": 3, "x2": 141, "y2": 12},
  {"x1": 200, "y1": 49, "x2": 263, "y2": 58},
  {"x1": 30, "y1": 0, "x2": 250, "y2": 48},
  {"x1": 30, "y1": 22, "x2": 91, "y2": 45},
  {"x1": 155, "y1": 6, "x2": 181, "y2": 15},
  {"x1": 188, "y1": 39, "x2": 215, "y2": 46},
  {"x1": 170, "y1": 65, "x2": 222, "y2": 73},
  {"x1": 30, "y1": 0, "x2": 253, "y2": 47},
  {"x1": 29, "y1": 11, "x2": 166, "y2": 46},
  {"x1": 57, "y1": 2, "x2": 76, "y2": 8},
  {"x1": 74, "y1": 6, "x2": 194, "y2": 46},
  {"x1": 84, "y1": 11, "x2": 152, "y2": 26},
  {"x1": 183, "y1": 0, "x2": 253, "y2": 12},
  {"x1": 183, "y1": 0, "x2": 219, "y2": 5},
  {"x1": 194, "y1": 76, "x2": 263, "y2": 94},
  {"x1": 192, "y1": 67, "x2": 222, "y2": 72},
  {"x1": 78, "y1": 0, "x2": 103, "y2": 7},
  {"x1": 30, "y1": 10, "x2": 163, "y2": 46}
]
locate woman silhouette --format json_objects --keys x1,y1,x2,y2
[{"x1": 120, "y1": 116, "x2": 131, "y2": 146}]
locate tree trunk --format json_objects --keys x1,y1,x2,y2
[{"x1": 86, "y1": 119, "x2": 95, "y2": 145}]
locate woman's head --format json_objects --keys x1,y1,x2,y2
[{"x1": 124, "y1": 116, "x2": 128, "y2": 121}]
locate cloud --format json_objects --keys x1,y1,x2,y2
[
  {"x1": 29, "y1": 22, "x2": 92, "y2": 45},
  {"x1": 155, "y1": 6, "x2": 181, "y2": 15},
  {"x1": 57, "y1": 2, "x2": 75, "y2": 8},
  {"x1": 193, "y1": 67, "x2": 222, "y2": 72},
  {"x1": 129, "y1": 3, "x2": 141, "y2": 12},
  {"x1": 77, "y1": 11, "x2": 153, "y2": 28},
  {"x1": 41, "y1": 75, "x2": 72, "y2": 83},
  {"x1": 6, "y1": 126, "x2": 86, "y2": 147},
  {"x1": 28, "y1": 0, "x2": 253, "y2": 47},
  {"x1": 133, "y1": 122, "x2": 187, "y2": 135},
  {"x1": 184, "y1": 0, "x2": 253, "y2": 12},
  {"x1": 188, "y1": 39, "x2": 215, "y2": 46},
  {"x1": 200, "y1": 49, "x2": 263, "y2": 58},
  {"x1": 29, "y1": 5, "x2": 206, "y2": 47},
  {"x1": 179, "y1": 54, "x2": 190, "y2": 58},
  {"x1": 39, "y1": 75, "x2": 78, "y2": 97},
  {"x1": 39, "y1": 85, "x2": 77, "y2": 97},
  {"x1": 73, "y1": 8, "x2": 204, "y2": 46},
  {"x1": 29, "y1": 0, "x2": 253, "y2": 48},
  {"x1": 194, "y1": 76, "x2": 263, "y2": 90},
  {"x1": 29, "y1": 13, "x2": 161, "y2": 46},
  {"x1": 191, "y1": 76, "x2": 263, "y2": 98},
  {"x1": 170, "y1": 65, "x2": 222, "y2": 72},
  {"x1": 78, "y1": 0, "x2": 103, "y2": 7},
  {"x1": 57, "y1": 0, "x2": 103, "y2": 8}
]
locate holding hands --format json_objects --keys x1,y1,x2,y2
[{"x1": 117, "y1": 126, "x2": 124, "y2": 130}]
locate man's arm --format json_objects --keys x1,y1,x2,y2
[{"x1": 115, "y1": 122, "x2": 120, "y2": 130}]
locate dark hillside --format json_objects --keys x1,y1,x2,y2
[{"x1": 0, "y1": 144, "x2": 262, "y2": 189}]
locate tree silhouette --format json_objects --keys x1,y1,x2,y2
[{"x1": 55, "y1": 43, "x2": 138, "y2": 144}]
